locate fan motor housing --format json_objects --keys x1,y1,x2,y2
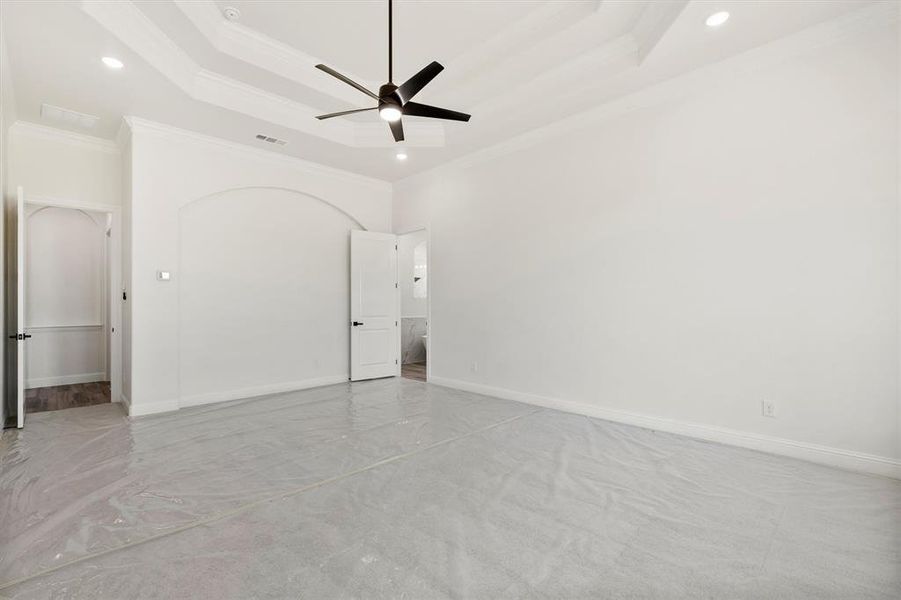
[{"x1": 378, "y1": 83, "x2": 401, "y2": 106}]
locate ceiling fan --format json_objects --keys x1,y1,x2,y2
[{"x1": 314, "y1": 0, "x2": 471, "y2": 142}]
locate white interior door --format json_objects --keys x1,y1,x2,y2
[
  {"x1": 350, "y1": 230, "x2": 398, "y2": 381},
  {"x1": 13, "y1": 186, "x2": 27, "y2": 427}
]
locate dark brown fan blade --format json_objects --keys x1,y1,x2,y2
[
  {"x1": 315, "y1": 107, "x2": 377, "y2": 120},
  {"x1": 402, "y1": 101, "x2": 470, "y2": 122},
  {"x1": 315, "y1": 64, "x2": 380, "y2": 101},
  {"x1": 396, "y1": 61, "x2": 444, "y2": 103},
  {"x1": 389, "y1": 118, "x2": 404, "y2": 142}
]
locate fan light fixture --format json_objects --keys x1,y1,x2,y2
[
  {"x1": 314, "y1": 0, "x2": 471, "y2": 142},
  {"x1": 379, "y1": 106, "x2": 402, "y2": 122}
]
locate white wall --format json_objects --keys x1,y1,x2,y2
[
  {"x1": 24, "y1": 206, "x2": 108, "y2": 387},
  {"x1": 8, "y1": 122, "x2": 121, "y2": 207},
  {"x1": 124, "y1": 119, "x2": 392, "y2": 415},
  {"x1": 179, "y1": 188, "x2": 359, "y2": 404},
  {"x1": 394, "y1": 20, "x2": 900, "y2": 473}
]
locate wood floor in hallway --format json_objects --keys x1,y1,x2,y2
[
  {"x1": 401, "y1": 362, "x2": 426, "y2": 381},
  {"x1": 25, "y1": 381, "x2": 111, "y2": 413}
]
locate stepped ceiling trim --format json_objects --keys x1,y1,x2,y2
[
  {"x1": 81, "y1": 0, "x2": 444, "y2": 147},
  {"x1": 82, "y1": 0, "x2": 674, "y2": 150}
]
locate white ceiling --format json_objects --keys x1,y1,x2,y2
[
  {"x1": 0, "y1": 0, "x2": 875, "y2": 181},
  {"x1": 213, "y1": 0, "x2": 540, "y2": 82}
]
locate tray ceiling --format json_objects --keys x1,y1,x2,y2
[{"x1": 0, "y1": 0, "x2": 879, "y2": 181}]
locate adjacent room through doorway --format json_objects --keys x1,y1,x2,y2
[
  {"x1": 398, "y1": 229, "x2": 427, "y2": 382},
  {"x1": 23, "y1": 204, "x2": 112, "y2": 413}
]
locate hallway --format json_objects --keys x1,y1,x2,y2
[{"x1": 24, "y1": 382, "x2": 110, "y2": 413}]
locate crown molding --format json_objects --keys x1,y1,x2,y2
[
  {"x1": 470, "y1": 34, "x2": 637, "y2": 123},
  {"x1": 10, "y1": 121, "x2": 120, "y2": 154},
  {"x1": 632, "y1": 0, "x2": 689, "y2": 65},
  {"x1": 123, "y1": 116, "x2": 392, "y2": 190},
  {"x1": 115, "y1": 119, "x2": 131, "y2": 151},
  {"x1": 173, "y1": 0, "x2": 378, "y2": 107},
  {"x1": 169, "y1": 0, "x2": 630, "y2": 146},
  {"x1": 436, "y1": 1, "x2": 610, "y2": 107},
  {"x1": 81, "y1": 0, "x2": 347, "y2": 144},
  {"x1": 409, "y1": 1, "x2": 602, "y2": 99},
  {"x1": 173, "y1": 0, "x2": 598, "y2": 114},
  {"x1": 398, "y1": 1, "x2": 899, "y2": 187}
]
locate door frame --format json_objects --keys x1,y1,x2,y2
[
  {"x1": 396, "y1": 227, "x2": 430, "y2": 382},
  {"x1": 25, "y1": 195, "x2": 123, "y2": 405}
]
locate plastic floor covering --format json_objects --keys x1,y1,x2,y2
[{"x1": 1, "y1": 378, "x2": 899, "y2": 598}]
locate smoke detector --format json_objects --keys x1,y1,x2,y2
[{"x1": 222, "y1": 6, "x2": 241, "y2": 21}]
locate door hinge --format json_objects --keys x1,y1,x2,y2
[
  {"x1": 395, "y1": 321, "x2": 398, "y2": 326},
  {"x1": 395, "y1": 359, "x2": 398, "y2": 364},
  {"x1": 395, "y1": 283, "x2": 398, "y2": 288}
]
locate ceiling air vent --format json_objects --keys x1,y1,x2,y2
[
  {"x1": 255, "y1": 134, "x2": 288, "y2": 146},
  {"x1": 41, "y1": 103, "x2": 100, "y2": 129}
]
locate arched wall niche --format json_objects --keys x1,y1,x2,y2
[
  {"x1": 176, "y1": 185, "x2": 362, "y2": 405},
  {"x1": 176, "y1": 185, "x2": 368, "y2": 231}
]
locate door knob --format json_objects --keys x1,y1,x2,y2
[{"x1": 352, "y1": 321, "x2": 364, "y2": 326}]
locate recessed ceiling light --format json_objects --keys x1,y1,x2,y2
[
  {"x1": 101, "y1": 56, "x2": 124, "y2": 70},
  {"x1": 705, "y1": 11, "x2": 730, "y2": 28},
  {"x1": 396, "y1": 151, "x2": 408, "y2": 161}
]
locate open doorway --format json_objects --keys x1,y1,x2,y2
[
  {"x1": 22, "y1": 203, "x2": 117, "y2": 413},
  {"x1": 398, "y1": 229, "x2": 428, "y2": 382}
]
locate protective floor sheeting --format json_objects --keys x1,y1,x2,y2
[{"x1": 1, "y1": 378, "x2": 899, "y2": 598}]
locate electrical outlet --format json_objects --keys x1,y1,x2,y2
[
  {"x1": 762, "y1": 400, "x2": 777, "y2": 418},
  {"x1": 470, "y1": 361, "x2": 479, "y2": 373}
]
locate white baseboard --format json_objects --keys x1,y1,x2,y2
[
  {"x1": 127, "y1": 398, "x2": 179, "y2": 417},
  {"x1": 26, "y1": 372, "x2": 107, "y2": 388},
  {"x1": 124, "y1": 376, "x2": 349, "y2": 417},
  {"x1": 179, "y1": 375, "x2": 349, "y2": 409},
  {"x1": 429, "y1": 377, "x2": 901, "y2": 480}
]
